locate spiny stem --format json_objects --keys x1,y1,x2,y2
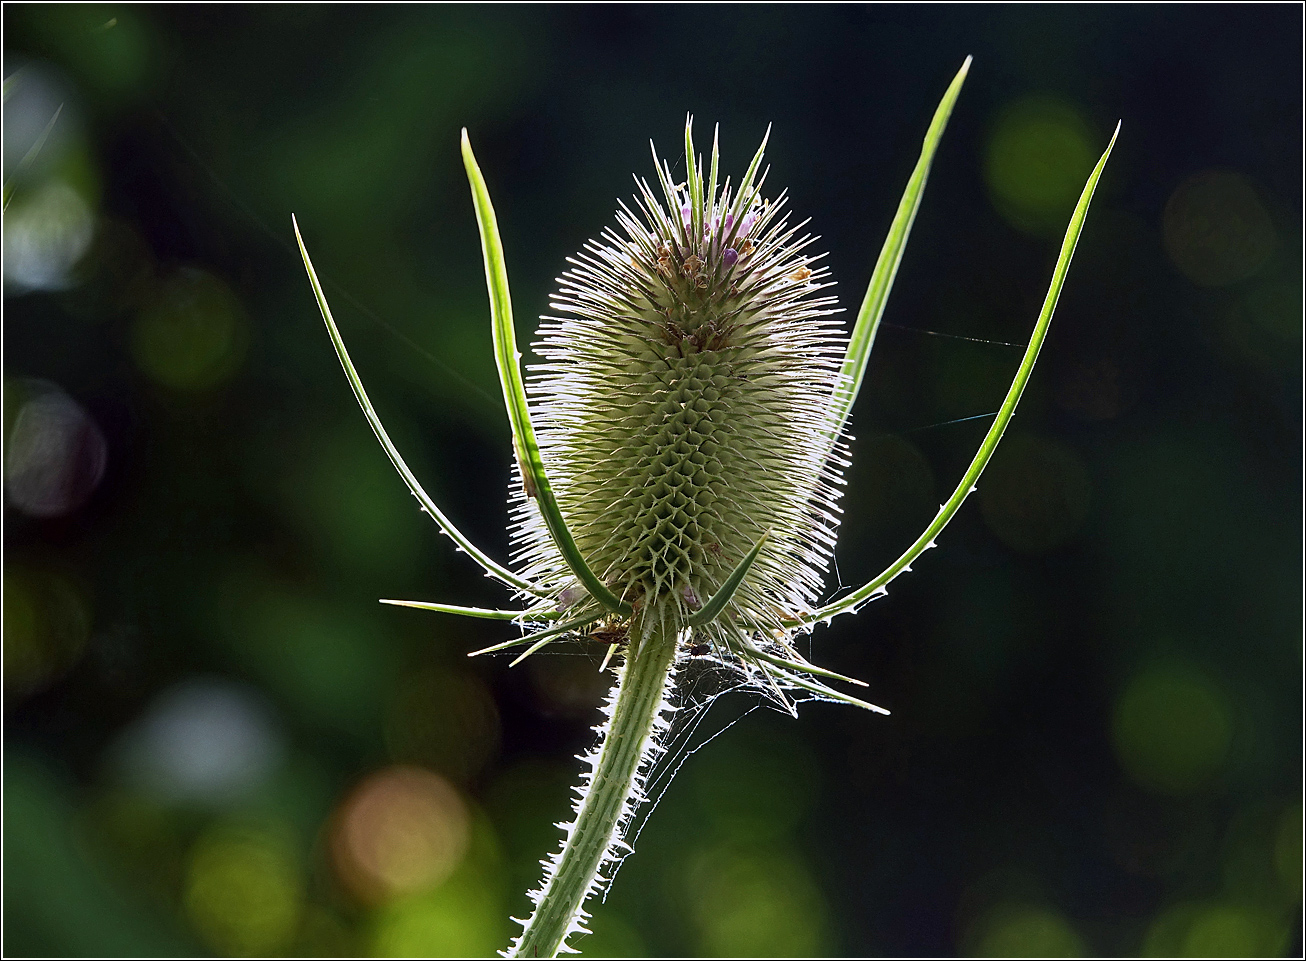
[{"x1": 508, "y1": 626, "x2": 678, "y2": 958}]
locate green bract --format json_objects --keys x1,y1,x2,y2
[{"x1": 294, "y1": 58, "x2": 1118, "y2": 958}]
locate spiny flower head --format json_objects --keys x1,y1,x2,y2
[{"x1": 511, "y1": 122, "x2": 848, "y2": 678}]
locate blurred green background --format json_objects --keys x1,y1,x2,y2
[{"x1": 3, "y1": 5, "x2": 1300, "y2": 957}]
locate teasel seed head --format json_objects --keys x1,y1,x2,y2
[{"x1": 510, "y1": 121, "x2": 848, "y2": 670}]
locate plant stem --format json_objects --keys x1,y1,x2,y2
[{"x1": 509, "y1": 625, "x2": 677, "y2": 958}]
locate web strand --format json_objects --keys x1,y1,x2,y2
[{"x1": 883, "y1": 321, "x2": 1024, "y2": 348}]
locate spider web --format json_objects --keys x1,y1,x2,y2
[{"x1": 599, "y1": 654, "x2": 830, "y2": 901}]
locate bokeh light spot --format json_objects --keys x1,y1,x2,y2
[
  {"x1": 110, "y1": 676, "x2": 286, "y2": 805},
  {"x1": 985, "y1": 96, "x2": 1096, "y2": 236},
  {"x1": 2, "y1": 564, "x2": 90, "y2": 697},
  {"x1": 331, "y1": 765, "x2": 470, "y2": 904},
  {"x1": 370, "y1": 868, "x2": 505, "y2": 958},
  {"x1": 2, "y1": 62, "x2": 78, "y2": 180},
  {"x1": 974, "y1": 903, "x2": 1087, "y2": 957},
  {"x1": 1112, "y1": 665, "x2": 1233, "y2": 794},
  {"x1": 1184, "y1": 904, "x2": 1288, "y2": 956},
  {"x1": 978, "y1": 433, "x2": 1091, "y2": 553},
  {"x1": 685, "y1": 847, "x2": 829, "y2": 957},
  {"x1": 183, "y1": 822, "x2": 302, "y2": 957},
  {"x1": 5, "y1": 381, "x2": 107, "y2": 518},
  {"x1": 131, "y1": 267, "x2": 247, "y2": 390},
  {"x1": 1163, "y1": 170, "x2": 1275, "y2": 287},
  {"x1": 3, "y1": 179, "x2": 95, "y2": 293},
  {"x1": 1143, "y1": 901, "x2": 1290, "y2": 957}
]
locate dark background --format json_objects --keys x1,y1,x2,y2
[{"x1": 3, "y1": 4, "x2": 1301, "y2": 957}]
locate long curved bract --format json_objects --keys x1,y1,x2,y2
[
  {"x1": 293, "y1": 216, "x2": 544, "y2": 597},
  {"x1": 793, "y1": 121, "x2": 1121, "y2": 629},
  {"x1": 461, "y1": 131, "x2": 633, "y2": 617},
  {"x1": 824, "y1": 56, "x2": 972, "y2": 447},
  {"x1": 379, "y1": 599, "x2": 562, "y2": 620},
  {"x1": 739, "y1": 642, "x2": 870, "y2": 689}
]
